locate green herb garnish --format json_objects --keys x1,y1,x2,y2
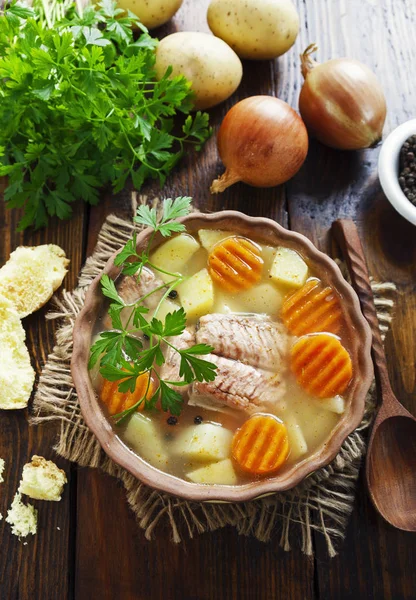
[
  {"x1": 89, "y1": 197, "x2": 217, "y2": 424},
  {"x1": 0, "y1": 1, "x2": 211, "y2": 230}
]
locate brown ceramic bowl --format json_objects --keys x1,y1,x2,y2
[{"x1": 72, "y1": 211, "x2": 373, "y2": 502}]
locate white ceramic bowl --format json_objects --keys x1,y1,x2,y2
[{"x1": 378, "y1": 119, "x2": 416, "y2": 226}]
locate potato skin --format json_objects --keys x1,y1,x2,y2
[
  {"x1": 207, "y1": 0, "x2": 299, "y2": 60},
  {"x1": 117, "y1": 0, "x2": 183, "y2": 29},
  {"x1": 155, "y1": 32, "x2": 243, "y2": 110}
]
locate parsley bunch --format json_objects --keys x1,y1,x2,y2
[
  {"x1": 89, "y1": 197, "x2": 217, "y2": 424},
  {"x1": 0, "y1": 1, "x2": 211, "y2": 230}
]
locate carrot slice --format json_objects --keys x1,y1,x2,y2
[
  {"x1": 231, "y1": 414, "x2": 289, "y2": 475},
  {"x1": 100, "y1": 372, "x2": 153, "y2": 416},
  {"x1": 208, "y1": 237, "x2": 263, "y2": 293},
  {"x1": 291, "y1": 334, "x2": 352, "y2": 398},
  {"x1": 281, "y1": 278, "x2": 344, "y2": 336}
]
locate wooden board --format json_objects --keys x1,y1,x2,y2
[{"x1": 1, "y1": 1, "x2": 415, "y2": 599}]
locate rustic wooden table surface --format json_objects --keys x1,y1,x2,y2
[{"x1": 1, "y1": 0, "x2": 415, "y2": 598}]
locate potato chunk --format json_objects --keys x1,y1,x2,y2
[
  {"x1": 238, "y1": 283, "x2": 283, "y2": 315},
  {"x1": 150, "y1": 234, "x2": 200, "y2": 282},
  {"x1": 172, "y1": 423, "x2": 233, "y2": 462},
  {"x1": 198, "y1": 229, "x2": 231, "y2": 253},
  {"x1": 123, "y1": 413, "x2": 169, "y2": 470},
  {"x1": 317, "y1": 395, "x2": 346, "y2": 414},
  {"x1": 285, "y1": 416, "x2": 308, "y2": 461},
  {"x1": 186, "y1": 459, "x2": 238, "y2": 485},
  {"x1": 177, "y1": 268, "x2": 214, "y2": 320},
  {"x1": 270, "y1": 247, "x2": 308, "y2": 288}
]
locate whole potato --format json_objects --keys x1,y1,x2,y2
[
  {"x1": 155, "y1": 32, "x2": 243, "y2": 110},
  {"x1": 117, "y1": 0, "x2": 183, "y2": 29},
  {"x1": 207, "y1": 0, "x2": 299, "y2": 60}
]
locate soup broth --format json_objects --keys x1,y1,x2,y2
[{"x1": 92, "y1": 229, "x2": 354, "y2": 485}]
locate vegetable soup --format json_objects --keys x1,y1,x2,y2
[{"x1": 91, "y1": 228, "x2": 354, "y2": 485}]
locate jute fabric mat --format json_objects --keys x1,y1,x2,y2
[{"x1": 31, "y1": 198, "x2": 396, "y2": 557}]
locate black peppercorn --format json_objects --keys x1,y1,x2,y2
[
  {"x1": 399, "y1": 135, "x2": 416, "y2": 206},
  {"x1": 167, "y1": 416, "x2": 178, "y2": 425},
  {"x1": 143, "y1": 333, "x2": 150, "y2": 341},
  {"x1": 168, "y1": 290, "x2": 178, "y2": 299},
  {"x1": 194, "y1": 416, "x2": 203, "y2": 424}
]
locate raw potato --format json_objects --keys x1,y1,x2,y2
[
  {"x1": 285, "y1": 416, "x2": 308, "y2": 461},
  {"x1": 150, "y1": 233, "x2": 200, "y2": 282},
  {"x1": 0, "y1": 293, "x2": 35, "y2": 410},
  {"x1": 187, "y1": 458, "x2": 238, "y2": 485},
  {"x1": 270, "y1": 247, "x2": 308, "y2": 288},
  {"x1": 177, "y1": 268, "x2": 214, "y2": 320},
  {"x1": 155, "y1": 32, "x2": 243, "y2": 110},
  {"x1": 116, "y1": 0, "x2": 183, "y2": 29},
  {"x1": 237, "y1": 283, "x2": 284, "y2": 315},
  {"x1": 123, "y1": 413, "x2": 169, "y2": 469},
  {"x1": 19, "y1": 456, "x2": 67, "y2": 502},
  {"x1": 207, "y1": 0, "x2": 299, "y2": 60},
  {"x1": 172, "y1": 423, "x2": 233, "y2": 462},
  {"x1": 198, "y1": 229, "x2": 231, "y2": 253}
]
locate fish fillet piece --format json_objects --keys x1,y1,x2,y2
[
  {"x1": 196, "y1": 313, "x2": 289, "y2": 372},
  {"x1": 103, "y1": 268, "x2": 164, "y2": 329},
  {"x1": 191, "y1": 354, "x2": 286, "y2": 413},
  {"x1": 159, "y1": 326, "x2": 196, "y2": 394}
]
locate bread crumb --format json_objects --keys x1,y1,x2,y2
[
  {"x1": 19, "y1": 455, "x2": 67, "y2": 502},
  {"x1": 6, "y1": 493, "x2": 37, "y2": 539}
]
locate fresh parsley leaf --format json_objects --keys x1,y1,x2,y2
[
  {"x1": 0, "y1": 2, "x2": 210, "y2": 229},
  {"x1": 179, "y1": 347, "x2": 218, "y2": 383},
  {"x1": 159, "y1": 380, "x2": 183, "y2": 416},
  {"x1": 101, "y1": 274, "x2": 124, "y2": 304}
]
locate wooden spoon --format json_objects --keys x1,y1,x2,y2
[{"x1": 332, "y1": 218, "x2": 416, "y2": 532}]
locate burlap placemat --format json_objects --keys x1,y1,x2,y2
[{"x1": 31, "y1": 198, "x2": 396, "y2": 557}]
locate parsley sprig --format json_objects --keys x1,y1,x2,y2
[
  {"x1": 0, "y1": 1, "x2": 211, "y2": 230},
  {"x1": 89, "y1": 197, "x2": 217, "y2": 424}
]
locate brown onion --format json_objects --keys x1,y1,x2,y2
[
  {"x1": 299, "y1": 44, "x2": 387, "y2": 150},
  {"x1": 210, "y1": 96, "x2": 308, "y2": 194}
]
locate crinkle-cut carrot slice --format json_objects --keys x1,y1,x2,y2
[
  {"x1": 291, "y1": 334, "x2": 352, "y2": 398},
  {"x1": 208, "y1": 236, "x2": 264, "y2": 293},
  {"x1": 231, "y1": 414, "x2": 289, "y2": 475},
  {"x1": 281, "y1": 278, "x2": 344, "y2": 336},
  {"x1": 100, "y1": 373, "x2": 153, "y2": 416}
]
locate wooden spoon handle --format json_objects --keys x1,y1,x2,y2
[{"x1": 332, "y1": 219, "x2": 393, "y2": 399}]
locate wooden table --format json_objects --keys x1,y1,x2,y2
[{"x1": 1, "y1": 1, "x2": 415, "y2": 598}]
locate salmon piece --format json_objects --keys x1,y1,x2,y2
[
  {"x1": 208, "y1": 237, "x2": 264, "y2": 293},
  {"x1": 291, "y1": 333, "x2": 353, "y2": 398},
  {"x1": 196, "y1": 314, "x2": 289, "y2": 372},
  {"x1": 159, "y1": 326, "x2": 196, "y2": 395},
  {"x1": 103, "y1": 268, "x2": 165, "y2": 329},
  {"x1": 281, "y1": 278, "x2": 344, "y2": 336},
  {"x1": 232, "y1": 414, "x2": 289, "y2": 475},
  {"x1": 191, "y1": 354, "x2": 286, "y2": 413}
]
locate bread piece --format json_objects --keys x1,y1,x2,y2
[
  {"x1": 6, "y1": 493, "x2": 37, "y2": 538},
  {"x1": 0, "y1": 458, "x2": 5, "y2": 483},
  {"x1": 19, "y1": 455, "x2": 67, "y2": 501},
  {"x1": 0, "y1": 293, "x2": 35, "y2": 409},
  {"x1": 0, "y1": 244, "x2": 69, "y2": 318}
]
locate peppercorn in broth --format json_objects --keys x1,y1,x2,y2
[{"x1": 91, "y1": 229, "x2": 355, "y2": 485}]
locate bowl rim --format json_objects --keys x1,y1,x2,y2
[
  {"x1": 71, "y1": 210, "x2": 373, "y2": 503},
  {"x1": 378, "y1": 118, "x2": 416, "y2": 226}
]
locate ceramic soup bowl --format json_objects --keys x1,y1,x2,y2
[{"x1": 71, "y1": 211, "x2": 373, "y2": 502}]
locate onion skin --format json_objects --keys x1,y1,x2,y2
[
  {"x1": 211, "y1": 96, "x2": 308, "y2": 193},
  {"x1": 299, "y1": 46, "x2": 387, "y2": 150}
]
